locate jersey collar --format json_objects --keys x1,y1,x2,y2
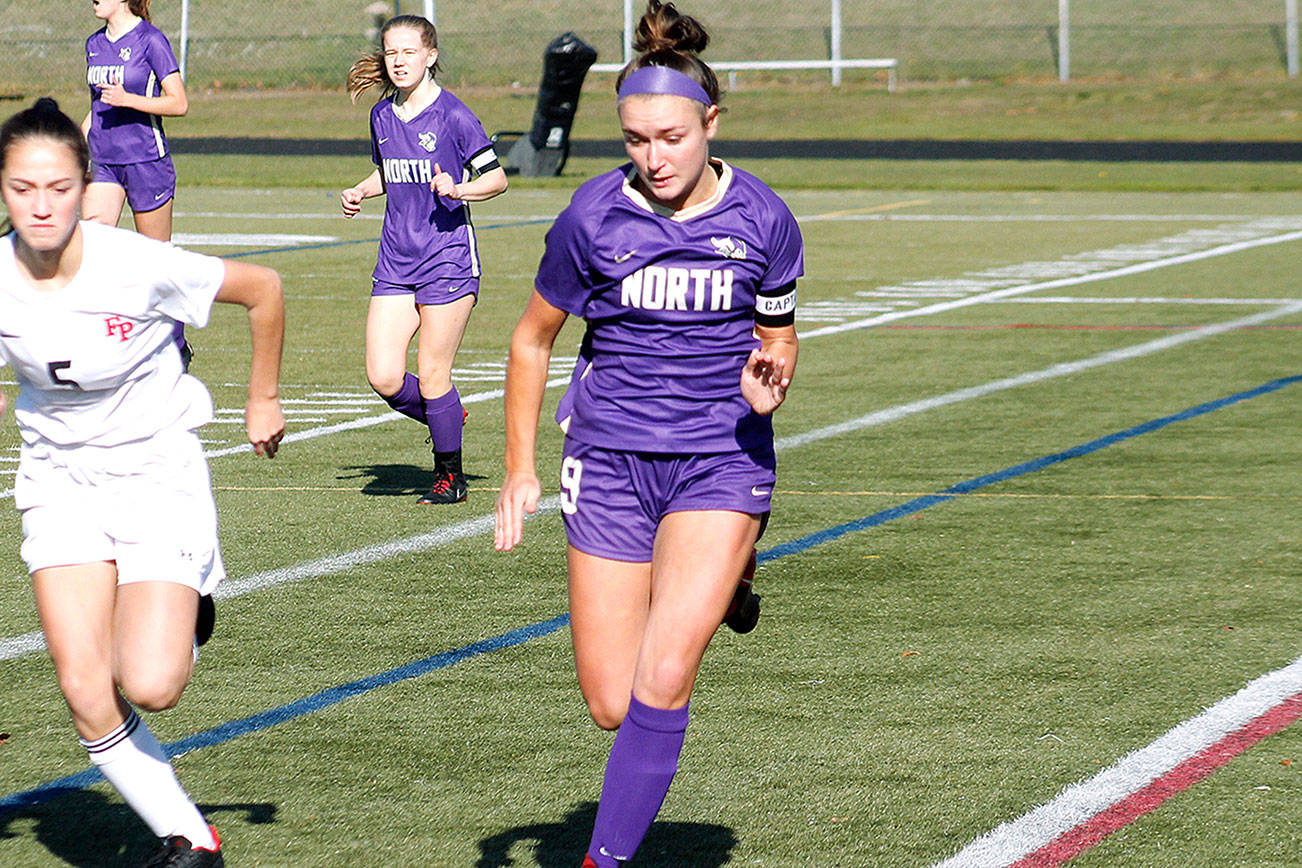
[{"x1": 621, "y1": 158, "x2": 733, "y2": 222}]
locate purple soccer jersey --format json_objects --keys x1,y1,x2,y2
[
  {"x1": 536, "y1": 160, "x2": 804, "y2": 454},
  {"x1": 85, "y1": 20, "x2": 179, "y2": 165},
  {"x1": 369, "y1": 90, "x2": 499, "y2": 286}
]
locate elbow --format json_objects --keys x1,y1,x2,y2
[{"x1": 174, "y1": 96, "x2": 189, "y2": 117}]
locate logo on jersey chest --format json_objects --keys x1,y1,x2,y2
[
  {"x1": 711, "y1": 236, "x2": 748, "y2": 260},
  {"x1": 417, "y1": 131, "x2": 438, "y2": 152},
  {"x1": 119, "y1": 47, "x2": 132, "y2": 62},
  {"x1": 105, "y1": 315, "x2": 134, "y2": 342},
  {"x1": 382, "y1": 157, "x2": 433, "y2": 184},
  {"x1": 620, "y1": 265, "x2": 734, "y2": 312}
]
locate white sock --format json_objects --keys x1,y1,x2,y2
[{"x1": 80, "y1": 709, "x2": 217, "y2": 849}]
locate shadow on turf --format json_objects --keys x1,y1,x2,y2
[
  {"x1": 477, "y1": 801, "x2": 736, "y2": 868},
  {"x1": 338, "y1": 463, "x2": 488, "y2": 497},
  {"x1": 0, "y1": 791, "x2": 275, "y2": 867}
]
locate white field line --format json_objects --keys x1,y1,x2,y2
[
  {"x1": 800, "y1": 229, "x2": 1302, "y2": 340},
  {"x1": 776, "y1": 302, "x2": 1302, "y2": 451},
  {"x1": 799, "y1": 213, "x2": 1302, "y2": 224},
  {"x1": 930, "y1": 653, "x2": 1302, "y2": 868},
  {"x1": 173, "y1": 233, "x2": 337, "y2": 247},
  {"x1": 4, "y1": 303, "x2": 1299, "y2": 662},
  {"x1": 995, "y1": 296, "x2": 1302, "y2": 306}
]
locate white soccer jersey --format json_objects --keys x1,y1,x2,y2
[{"x1": 0, "y1": 222, "x2": 225, "y2": 449}]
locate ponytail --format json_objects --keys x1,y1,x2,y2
[{"x1": 616, "y1": 0, "x2": 720, "y2": 106}]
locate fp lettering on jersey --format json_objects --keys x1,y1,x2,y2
[
  {"x1": 621, "y1": 266, "x2": 734, "y2": 311},
  {"x1": 105, "y1": 315, "x2": 134, "y2": 342}
]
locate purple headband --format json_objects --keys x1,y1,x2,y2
[{"x1": 617, "y1": 65, "x2": 712, "y2": 105}]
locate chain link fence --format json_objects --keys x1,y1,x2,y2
[{"x1": 1, "y1": 1, "x2": 1297, "y2": 94}]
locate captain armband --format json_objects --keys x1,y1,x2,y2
[
  {"x1": 468, "y1": 145, "x2": 501, "y2": 176},
  {"x1": 754, "y1": 281, "x2": 796, "y2": 327}
]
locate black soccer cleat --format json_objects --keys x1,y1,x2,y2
[
  {"x1": 723, "y1": 549, "x2": 761, "y2": 634},
  {"x1": 140, "y1": 826, "x2": 224, "y2": 868},
  {"x1": 195, "y1": 594, "x2": 215, "y2": 648},
  {"x1": 418, "y1": 472, "x2": 468, "y2": 504}
]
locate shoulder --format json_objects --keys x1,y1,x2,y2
[
  {"x1": 568, "y1": 166, "x2": 631, "y2": 212},
  {"x1": 370, "y1": 98, "x2": 393, "y2": 122},
  {"x1": 86, "y1": 28, "x2": 107, "y2": 48},
  {"x1": 725, "y1": 164, "x2": 793, "y2": 214},
  {"x1": 550, "y1": 168, "x2": 628, "y2": 237}
]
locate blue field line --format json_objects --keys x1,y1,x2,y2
[
  {"x1": 760, "y1": 373, "x2": 1302, "y2": 565},
  {"x1": 222, "y1": 217, "x2": 555, "y2": 260},
  {"x1": 3, "y1": 374, "x2": 1299, "y2": 815}
]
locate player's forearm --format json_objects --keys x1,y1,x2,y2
[
  {"x1": 245, "y1": 284, "x2": 285, "y2": 404},
  {"x1": 119, "y1": 91, "x2": 188, "y2": 117},
  {"x1": 354, "y1": 170, "x2": 384, "y2": 199},
  {"x1": 502, "y1": 340, "x2": 550, "y2": 476},
  {"x1": 758, "y1": 327, "x2": 799, "y2": 383},
  {"x1": 453, "y1": 167, "x2": 508, "y2": 202}
]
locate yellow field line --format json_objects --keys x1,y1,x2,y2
[
  {"x1": 214, "y1": 485, "x2": 1279, "y2": 501},
  {"x1": 810, "y1": 198, "x2": 931, "y2": 220}
]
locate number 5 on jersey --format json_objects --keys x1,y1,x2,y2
[{"x1": 560, "y1": 456, "x2": 583, "y2": 515}]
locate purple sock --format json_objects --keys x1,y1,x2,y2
[
  {"x1": 587, "y1": 695, "x2": 689, "y2": 868},
  {"x1": 424, "y1": 386, "x2": 463, "y2": 452},
  {"x1": 380, "y1": 372, "x2": 426, "y2": 423}
]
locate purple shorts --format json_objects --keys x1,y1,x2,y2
[
  {"x1": 560, "y1": 439, "x2": 776, "y2": 562},
  {"x1": 372, "y1": 277, "x2": 480, "y2": 306},
  {"x1": 91, "y1": 156, "x2": 176, "y2": 212}
]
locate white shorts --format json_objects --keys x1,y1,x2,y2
[{"x1": 16, "y1": 429, "x2": 226, "y2": 595}]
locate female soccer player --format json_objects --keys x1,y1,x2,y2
[
  {"x1": 82, "y1": 0, "x2": 193, "y2": 365},
  {"x1": 1, "y1": 97, "x2": 284, "y2": 868},
  {"x1": 342, "y1": 15, "x2": 508, "y2": 504},
  {"x1": 494, "y1": 2, "x2": 801, "y2": 865}
]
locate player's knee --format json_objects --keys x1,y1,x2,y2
[
  {"x1": 585, "y1": 694, "x2": 630, "y2": 731},
  {"x1": 118, "y1": 676, "x2": 183, "y2": 713},
  {"x1": 54, "y1": 665, "x2": 113, "y2": 715},
  {"x1": 118, "y1": 671, "x2": 187, "y2": 712},
  {"x1": 367, "y1": 370, "x2": 404, "y2": 398}
]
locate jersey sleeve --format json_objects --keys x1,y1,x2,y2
[
  {"x1": 535, "y1": 202, "x2": 594, "y2": 317},
  {"x1": 754, "y1": 195, "x2": 803, "y2": 327},
  {"x1": 455, "y1": 106, "x2": 499, "y2": 177},
  {"x1": 761, "y1": 198, "x2": 804, "y2": 292},
  {"x1": 144, "y1": 27, "x2": 181, "y2": 81},
  {"x1": 148, "y1": 243, "x2": 227, "y2": 328}
]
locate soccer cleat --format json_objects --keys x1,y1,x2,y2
[
  {"x1": 417, "y1": 472, "x2": 467, "y2": 504},
  {"x1": 723, "y1": 548, "x2": 761, "y2": 634},
  {"x1": 140, "y1": 825, "x2": 223, "y2": 867},
  {"x1": 195, "y1": 595, "x2": 215, "y2": 647}
]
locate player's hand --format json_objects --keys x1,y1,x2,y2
[
  {"x1": 98, "y1": 81, "x2": 130, "y2": 108},
  {"x1": 340, "y1": 187, "x2": 364, "y2": 218},
  {"x1": 495, "y1": 470, "x2": 541, "y2": 551},
  {"x1": 430, "y1": 163, "x2": 460, "y2": 199},
  {"x1": 246, "y1": 396, "x2": 285, "y2": 458},
  {"x1": 740, "y1": 347, "x2": 790, "y2": 415}
]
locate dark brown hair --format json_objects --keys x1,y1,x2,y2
[
  {"x1": 129, "y1": 0, "x2": 152, "y2": 23},
  {"x1": 615, "y1": 0, "x2": 721, "y2": 106},
  {"x1": 0, "y1": 98, "x2": 91, "y2": 235},
  {"x1": 347, "y1": 15, "x2": 441, "y2": 103},
  {"x1": 0, "y1": 98, "x2": 91, "y2": 181}
]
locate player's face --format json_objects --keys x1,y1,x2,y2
[
  {"x1": 90, "y1": 0, "x2": 126, "y2": 21},
  {"x1": 383, "y1": 27, "x2": 437, "y2": 93},
  {"x1": 1, "y1": 138, "x2": 84, "y2": 255},
  {"x1": 619, "y1": 94, "x2": 719, "y2": 211}
]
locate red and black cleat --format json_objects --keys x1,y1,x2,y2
[
  {"x1": 723, "y1": 548, "x2": 761, "y2": 634},
  {"x1": 418, "y1": 472, "x2": 468, "y2": 505}
]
